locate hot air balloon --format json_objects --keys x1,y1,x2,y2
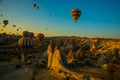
[
  {"x1": 37, "y1": 33, "x2": 44, "y2": 41},
  {"x1": 1, "y1": 29, "x2": 3, "y2": 31},
  {"x1": 13, "y1": 25, "x2": 16, "y2": 27},
  {"x1": 33, "y1": 3, "x2": 39, "y2": 10},
  {"x1": 17, "y1": 29, "x2": 19, "y2": 31},
  {"x1": 71, "y1": 8, "x2": 81, "y2": 23},
  {"x1": 18, "y1": 37, "x2": 34, "y2": 63},
  {"x1": 18, "y1": 37, "x2": 34, "y2": 49},
  {"x1": 18, "y1": 31, "x2": 35, "y2": 63},
  {"x1": 3, "y1": 20, "x2": 9, "y2": 28},
  {"x1": 22, "y1": 31, "x2": 30, "y2": 37},
  {"x1": 33, "y1": 3, "x2": 37, "y2": 8},
  {"x1": 37, "y1": 6, "x2": 39, "y2": 9},
  {"x1": 29, "y1": 32, "x2": 34, "y2": 38}
]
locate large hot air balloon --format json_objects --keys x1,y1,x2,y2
[
  {"x1": 3, "y1": 20, "x2": 9, "y2": 28},
  {"x1": 71, "y1": 8, "x2": 81, "y2": 23},
  {"x1": 37, "y1": 33, "x2": 44, "y2": 41},
  {"x1": 22, "y1": 31, "x2": 30, "y2": 37},
  {"x1": 18, "y1": 36, "x2": 34, "y2": 63},
  {"x1": 18, "y1": 37, "x2": 34, "y2": 49}
]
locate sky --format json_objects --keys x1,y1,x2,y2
[{"x1": 0, "y1": 0, "x2": 120, "y2": 38}]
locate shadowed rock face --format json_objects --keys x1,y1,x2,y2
[{"x1": 47, "y1": 42, "x2": 68, "y2": 69}]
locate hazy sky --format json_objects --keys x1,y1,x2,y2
[{"x1": 0, "y1": 0, "x2": 120, "y2": 38}]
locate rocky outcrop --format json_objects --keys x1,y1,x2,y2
[
  {"x1": 90, "y1": 42, "x2": 96, "y2": 52},
  {"x1": 67, "y1": 49, "x2": 74, "y2": 64},
  {"x1": 47, "y1": 43, "x2": 83, "y2": 80},
  {"x1": 47, "y1": 40, "x2": 55, "y2": 68}
]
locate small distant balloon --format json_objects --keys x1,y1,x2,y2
[
  {"x1": 3, "y1": 20, "x2": 9, "y2": 28},
  {"x1": 13, "y1": 25, "x2": 16, "y2": 27},
  {"x1": 17, "y1": 29, "x2": 19, "y2": 31},
  {"x1": 33, "y1": 3, "x2": 37, "y2": 8},
  {"x1": 37, "y1": 6, "x2": 39, "y2": 9},
  {"x1": 33, "y1": 3, "x2": 39, "y2": 10},
  {"x1": 1, "y1": 29, "x2": 3, "y2": 31}
]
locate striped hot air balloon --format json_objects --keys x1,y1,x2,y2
[
  {"x1": 36, "y1": 33, "x2": 44, "y2": 41},
  {"x1": 18, "y1": 37, "x2": 34, "y2": 49},
  {"x1": 71, "y1": 8, "x2": 81, "y2": 23}
]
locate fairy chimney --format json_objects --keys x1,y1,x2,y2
[
  {"x1": 90, "y1": 42, "x2": 96, "y2": 52},
  {"x1": 67, "y1": 49, "x2": 74, "y2": 64},
  {"x1": 47, "y1": 40, "x2": 55, "y2": 68}
]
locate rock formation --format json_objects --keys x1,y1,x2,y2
[
  {"x1": 47, "y1": 40, "x2": 55, "y2": 68},
  {"x1": 90, "y1": 42, "x2": 96, "y2": 52},
  {"x1": 47, "y1": 43, "x2": 83, "y2": 80},
  {"x1": 75, "y1": 47, "x2": 83, "y2": 60},
  {"x1": 67, "y1": 49, "x2": 74, "y2": 64}
]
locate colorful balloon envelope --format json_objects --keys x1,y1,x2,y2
[
  {"x1": 3, "y1": 20, "x2": 9, "y2": 28},
  {"x1": 29, "y1": 32, "x2": 34, "y2": 38},
  {"x1": 71, "y1": 8, "x2": 81, "y2": 23},
  {"x1": 18, "y1": 37, "x2": 34, "y2": 49},
  {"x1": 37, "y1": 33, "x2": 44, "y2": 41},
  {"x1": 22, "y1": 31, "x2": 30, "y2": 37}
]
